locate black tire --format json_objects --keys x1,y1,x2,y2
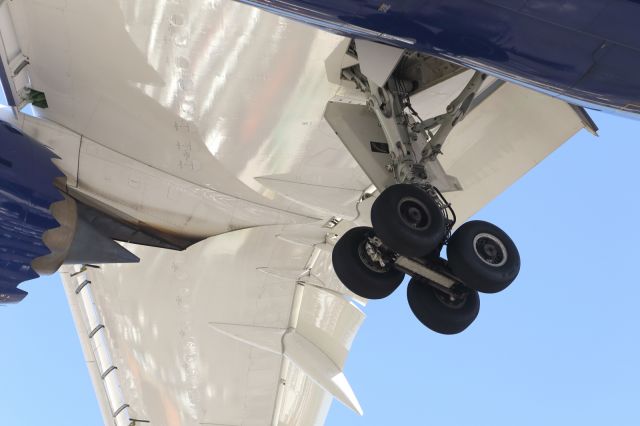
[
  {"x1": 332, "y1": 226, "x2": 405, "y2": 299},
  {"x1": 371, "y1": 184, "x2": 446, "y2": 258},
  {"x1": 407, "y1": 278, "x2": 480, "y2": 335},
  {"x1": 447, "y1": 220, "x2": 520, "y2": 294}
]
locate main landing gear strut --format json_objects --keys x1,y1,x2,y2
[{"x1": 330, "y1": 44, "x2": 521, "y2": 334}]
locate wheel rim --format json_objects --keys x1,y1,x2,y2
[
  {"x1": 357, "y1": 239, "x2": 388, "y2": 274},
  {"x1": 434, "y1": 288, "x2": 467, "y2": 310},
  {"x1": 397, "y1": 197, "x2": 431, "y2": 230},
  {"x1": 473, "y1": 233, "x2": 507, "y2": 267}
]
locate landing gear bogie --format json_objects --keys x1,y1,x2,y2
[{"x1": 332, "y1": 185, "x2": 520, "y2": 336}]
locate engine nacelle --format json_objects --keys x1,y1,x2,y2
[
  {"x1": 0, "y1": 120, "x2": 65, "y2": 300},
  {"x1": 0, "y1": 121, "x2": 138, "y2": 303}
]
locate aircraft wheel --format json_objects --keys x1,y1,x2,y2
[
  {"x1": 447, "y1": 220, "x2": 520, "y2": 293},
  {"x1": 407, "y1": 278, "x2": 480, "y2": 335},
  {"x1": 332, "y1": 226, "x2": 404, "y2": 300},
  {"x1": 371, "y1": 184, "x2": 446, "y2": 258}
]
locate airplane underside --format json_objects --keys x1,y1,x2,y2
[
  {"x1": 0, "y1": 0, "x2": 602, "y2": 424},
  {"x1": 236, "y1": 0, "x2": 640, "y2": 115}
]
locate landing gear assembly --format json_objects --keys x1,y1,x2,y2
[
  {"x1": 328, "y1": 41, "x2": 521, "y2": 334},
  {"x1": 333, "y1": 185, "x2": 520, "y2": 335}
]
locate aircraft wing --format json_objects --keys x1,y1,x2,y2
[
  {"x1": 60, "y1": 222, "x2": 364, "y2": 426},
  {"x1": 0, "y1": 0, "x2": 596, "y2": 425}
]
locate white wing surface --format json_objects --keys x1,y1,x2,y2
[{"x1": 60, "y1": 223, "x2": 365, "y2": 426}]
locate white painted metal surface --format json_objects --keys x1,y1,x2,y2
[
  {"x1": 353, "y1": 39, "x2": 404, "y2": 88},
  {"x1": 9, "y1": 0, "x2": 372, "y2": 238},
  {"x1": 61, "y1": 223, "x2": 365, "y2": 425},
  {"x1": 1, "y1": 0, "x2": 592, "y2": 424},
  {"x1": 436, "y1": 82, "x2": 585, "y2": 224}
]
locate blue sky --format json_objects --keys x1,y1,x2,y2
[{"x1": 2, "y1": 110, "x2": 640, "y2": 425}]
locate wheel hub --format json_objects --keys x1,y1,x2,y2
[
  {"x1": 398, "y1": 197, "x2": 431, "y2": 230},
  {"x1": 357, "y1": 239, "x2": 389, "y2": 274},
  {"x1": 473, "y1": 233, "x2": 507, "y2": 267},
  {"x1": 434, "y1": 288, "x2": 467, "y2": 309}
]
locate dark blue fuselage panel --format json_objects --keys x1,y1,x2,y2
[{"x1": 240, "y1": 0, "x2": 640, "y2": 113}]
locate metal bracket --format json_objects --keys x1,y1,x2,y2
[
  {"x1": 366, "y1": 77, "x2": 463, "y2": 192},
  {"x1": 112, "y1": 403, "x2": 130, "y2": 417},
  {"x1": 88, "y1": 323, "x2": 105, "y2": 338},
  {"x1": 414, "y1": 71, "x2": 486, "y2": 160},
  {"x1": 100, "y1": 365, "x2": 118, "y2": 380},
  {"x1": 74, "y1": 279, "x2": 91, "y2": 294}
]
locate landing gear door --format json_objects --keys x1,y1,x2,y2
[
  {"x1": 324, "y1": 98, "x2": 396, "y2": 191},
  {"x1": 324, "y1": 97, "x2": 462, "y2": 193}
]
